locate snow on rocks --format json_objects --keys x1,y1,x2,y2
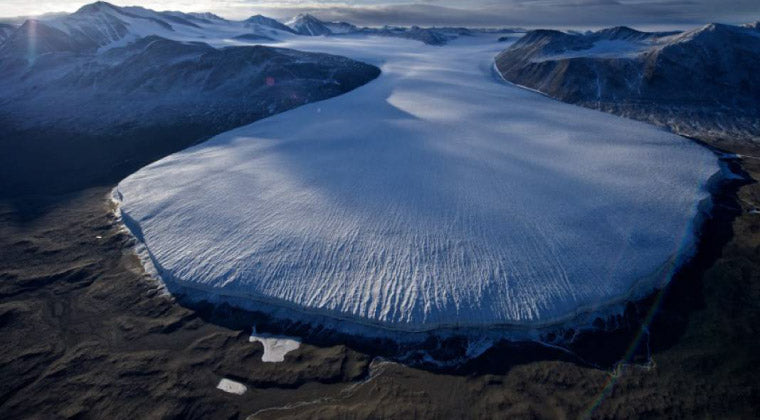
[
  {"x1": 216, "y1": 378, "x2": 247, "y2": 395},
  {"x1": 115, "y1": 34, "x2": 719, "y2": 334}
]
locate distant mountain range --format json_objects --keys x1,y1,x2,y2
[
  {"x1": 495, "y1": 23, "x2": 760, "y2": 144},
  {"x1": 281, "y1": 12, "x2": 495, "y2": 45},
  {"x1": 244, "y1": 14, "x2": 296, "y2": 34},
  {"x1": 0, "y1": 2, "x2": 523, "y2": 49},
  {"x1": 0, "y1": 2, "x2": 498, "y2": 50},
  {"x1": 3, "y1": 0, "x2": 517, "y2": 197},
  {"x1": 0, "y1": 1, "x2": 300, "y2": 55}
]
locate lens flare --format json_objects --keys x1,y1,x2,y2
[
  {"x1": 27, "y1": 19, "x2": 38, "y2": 64},
  {"x1": 583, "y1": 219, "x2": 700, "y2": 418}
]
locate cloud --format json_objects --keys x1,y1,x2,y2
[
  {"x1": 1, "y1": 0, "x2": 758, "y2": 29},
  {"x1": 249, "y1": 0, "x2": 760, "y2": 28}
]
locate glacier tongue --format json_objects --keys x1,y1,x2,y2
[{"x1": 115, "y1": 34, "x2": 718, "y2": 332}]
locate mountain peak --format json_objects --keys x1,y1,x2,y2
[
  {"x1": 74, "y1": 1, "x2": 120, "y2": 15},
  {"x1": 188, "y1": 12, "x2": 225, "y2": 21},
  {"x1": 243, "y1": 14, "x2": 294, "y2": 33},
  {"x1": 294, "y1": 13, "x2": 319, "y2": 21},
  {"x1": 287, "y1": 13, "x2": 331, "y2": 36},
  {"x1": 245, "y1": 14, "x2": 282, "y2": 23}
]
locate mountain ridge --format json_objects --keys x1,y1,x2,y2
[{"x1": 495, "y1": 22, "x2": 760, "y2": 144}]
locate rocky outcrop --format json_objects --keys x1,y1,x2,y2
[{"x1": 495, "y1": 24, "x2": 760, "y2": 144}]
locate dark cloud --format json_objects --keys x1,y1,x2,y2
[{"x1": 252, "y1": 0, "x2": 760, "y2": 29}]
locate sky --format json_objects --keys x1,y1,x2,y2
[{"x1": 1, "y1": 0, "x2": 758, "y2": 28}]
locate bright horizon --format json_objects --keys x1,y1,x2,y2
[{"x1": 1, "y1": 0, "x2": 759, "y2": 29}]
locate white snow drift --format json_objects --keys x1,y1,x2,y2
[
  {"x1": 249, "y1": 328, "x2": 301, "y2": 362},
  {"x1": 115, "y1": 34, "x2": 718, "y2": 332},
  {"x1": 216, "y1": 378, "x2": 247, "y2": 395}
]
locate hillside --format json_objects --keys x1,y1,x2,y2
[{"x1": 495, "y1": 24, "x2": 760, "y2": 144}]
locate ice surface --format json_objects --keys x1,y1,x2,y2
[
  {"x1": 249, "y1": 328, "x2": 301, "y2": 362},
  {"x1": 116, "y1": 34, "x2": 718, "y2": 332}
]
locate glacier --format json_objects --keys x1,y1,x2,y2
[{"x1": 115, "y1": 33, "x2": 719, "y2": 333}]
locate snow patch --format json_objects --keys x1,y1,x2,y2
[
  {"x1": 216, "y1": 378, "x2": 247, "y2": 395},
  {"x1": 249, "y1": 328, "x2": 301, "y2": 362}
]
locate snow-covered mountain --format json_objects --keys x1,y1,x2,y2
[
  {"x1": 1, "y1": 19, "x2": 86, "y2": 55},
  {"x1": 324, "y1": 21, "x2": 358, "y2": 34},
  {"x1": 282, "y1": 13, "x2": 461, "y2": 45},
  {"x1": 0, "y1": 1, "x2": 480, "y2": 51},
  {"x1": 238, "y1": 14, "x2": 296, "y2": 41},
  {"x1": 185, "y1": 12, "x2": 227, "y2": 24},
  {"x1": 286, "y1": 13, "x2": 333, "y2": 36},
  {"x1": 0, "y1": 3, "x2": 381, "y2": 196},
  {"x1": 361, "y1": 25, "x2": 452, "y2": 46},
  {"x1": 42, "y1": 1, "x2": 201, "y2": 49},
  {"x1": 495, "y1": 23, "x2": 760, "y2": 143},
  {"x1": 244, "y1": 14, "x2": 295, "y2": 34},
  {"x1": 0, "y1": 1, "x2": 302, "y2": 55},
  {"x1": 742, "y1": 20, "x2": 760, "y2": 31}
]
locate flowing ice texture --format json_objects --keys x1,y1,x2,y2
[{"x1": 116, "y1": 35, "x2": 719, "y2": 331}]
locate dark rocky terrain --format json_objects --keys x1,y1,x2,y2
[
  {"x1": 495, "y1": 23, "x2": 760, "y2": 144},
  {"x1": 1, "y1": 156, "x2": 758, "y2": 419},
  {"x1": 0, "y1": 189, "x2": 373, "y2": 418}
]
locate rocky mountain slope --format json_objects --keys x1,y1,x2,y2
[
  {"x1": 495, "y1": 24, "x2": 760, "y2": 144},
  {"x1": 0, "y1": 33, "x2": 379, "y2": 132},
  {"x1": 0, "y1": 7, "x2": 380, "y2": 197},
  {"x1": 324, "y1": 20, "x2": 359, "y2": 34},
  {"x1": 0, "y1": 23, "x2": 16, "y2": 43},
  {"x1": 244, "y1": 14, "x2": 296, "y2": 34},
  {"x1": 38, "y1": 1, "x2": 214, "y2": 50}
]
